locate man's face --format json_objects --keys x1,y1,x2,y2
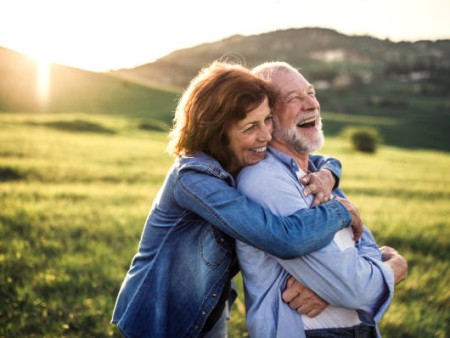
[{"x1": 271, "y1": 69, "x2": 324, "y2": 154}]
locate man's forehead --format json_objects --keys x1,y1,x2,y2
[{"x1": 277, "y1": 78, "x2": 312, "y2": 96}]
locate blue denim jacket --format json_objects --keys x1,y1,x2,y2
[{"x1": 112, "y1": 152, "x2": 351, "y2": 338}]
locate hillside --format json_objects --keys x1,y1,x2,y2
[
  {"x1": 113, "y1": 28, "x2": 450, "y2": 151},
  {"x1": 0, "y1": 47, "x2": 178, "y2": 123},
  {"x1": 113, "y1": 28, "x2": 450, "y2": 92},
  {"x1": 1, "y1": 27, "x2": 449, "y2": 151}
]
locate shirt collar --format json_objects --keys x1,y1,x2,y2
[{"x1": 268, "y1": 146, "x2": 318, "y2": 176}]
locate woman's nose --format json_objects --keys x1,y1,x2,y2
[{"x1": 258, "y1": 124, "x2": 272, "y2": 142}]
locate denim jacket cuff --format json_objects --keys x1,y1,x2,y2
[{"x1": 327, "y1": 199, "x2": 352, "y2": 229}]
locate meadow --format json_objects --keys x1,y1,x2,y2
[{"x1": 1, "y1": 112, "x2": 449, "y2": 337}]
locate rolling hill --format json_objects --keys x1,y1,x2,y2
[
  {"x1": 1, "y1": 27, "x2": 449, "y2": 151},
  {"x1": 113, "y1": 28, "x2": 450, "y2": 151},
  {"x1": 0, "y1": 47, "x2": 178, "y2": 123},
  {"x1": 113, "y1": 27, "x2": 450, "y2": 93}
]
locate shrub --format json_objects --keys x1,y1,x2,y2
[
  {"x1": 38, "y1": 119, "x2": 116, "y2": 134},
  {"x1": 0, "y1": 166, "x2": 25, "y2": 181},
  {"x1": 138, "y1": 119, "x2": 170, "y2": 132},
  {"x1": 343, "y1": 127, "x2": 382, "y2": 153}
]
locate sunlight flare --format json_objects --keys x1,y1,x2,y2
[{"x1": 37, "y1": 57, "x2": 50, "y2": 108}]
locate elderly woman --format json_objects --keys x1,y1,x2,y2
[{"x1": 111, "y1": 61, "x2": 360, "y2": 338}]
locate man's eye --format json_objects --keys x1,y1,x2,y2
[{"x1": 288, "y1": 96, "x2": 301, "y2": 102}]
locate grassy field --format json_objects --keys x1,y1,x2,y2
[{"x1": 1, "y1": 112, "x2": 449, "y2": 337}]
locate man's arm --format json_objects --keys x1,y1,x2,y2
[
  {"x1": 282, "y1": 244, "x2": 408, "y2": 319},
  {"x1": 236, "y1": 160, "x2": 394, "y2": 323},
  {"x1": 277, "y1": 234, "x2": 395, "y2": 322}
]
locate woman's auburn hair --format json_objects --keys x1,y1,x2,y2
[{"x1": 167, "y1": 61, "x2": 275, "y2": 169}]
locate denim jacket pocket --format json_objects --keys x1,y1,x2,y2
[{"x1": 200, "y1": 224, "x2": 232, "y2": 269}]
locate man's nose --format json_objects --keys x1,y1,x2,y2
[{"x1": 303, "y1": 95, "x2": 320, "y2": 111}]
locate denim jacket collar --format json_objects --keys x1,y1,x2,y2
[{"x1": 178, "y1": 152, "x2": 236, "y2": 187}]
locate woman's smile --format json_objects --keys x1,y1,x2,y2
[{"x1": 226, "y1": 97, "x2": 273, "y2": 174}]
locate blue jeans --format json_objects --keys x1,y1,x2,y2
[{"x1": 306, "y1": 323, "x2": 377, "y2": 338}]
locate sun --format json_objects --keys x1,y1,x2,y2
[{"x1": 36, "y1": 56, "x2": 51, "y2": 108}]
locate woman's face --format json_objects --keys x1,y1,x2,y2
[{"x1": 226, "y1": 96, "x2": 273, "y2": 175}]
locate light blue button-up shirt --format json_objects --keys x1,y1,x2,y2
[{"x1": 236, "y1": 147, "x2": 395, "y2": 338}]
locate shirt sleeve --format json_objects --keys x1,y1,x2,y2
[
  {"x1": 175, "y1": 169, "x2": 351, "y2": 259},
  {"x1": 235, "y1": 157, "x2": 394, "y2": 323}
]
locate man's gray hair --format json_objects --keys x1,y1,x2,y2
[{"x1": 252, "y1": 61, "x2": 300, "y2": 81}]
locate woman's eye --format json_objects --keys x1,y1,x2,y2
[{"x1": 244, "y1": 125, "x2": 257, "y2": 132}]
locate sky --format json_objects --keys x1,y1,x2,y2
[{"x1": 1, "y1": 0, "x2": 449, "y2": 72}]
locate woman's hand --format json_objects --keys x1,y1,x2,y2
[
  {"x1": 300, "y1": 169, "x2": 335, "y2": 206},
  {"x1": 282, "y1": 276, "x2": 328, "y2": 317},
  {"x1": 334, "y1": 197, "x2": 363, "y2": 241}
]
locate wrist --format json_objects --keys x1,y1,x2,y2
[
  {"x1": 327, "y1": 199, "x2": 352, "y2": 230},
  {"x1": 322, "y1": 168, "x2": 336, "y2": 190}
]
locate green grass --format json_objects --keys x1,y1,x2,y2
[{"x1": 1, "y1": 112, "x2": 449, "y2": 337}]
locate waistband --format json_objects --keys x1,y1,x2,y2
[{"x1": 305, "y1": 323, "x2": 377, "y2": 338}]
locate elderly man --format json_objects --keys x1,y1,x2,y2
[{"x1": 236, "y1": 62, "x2": 408, "y2": 338}]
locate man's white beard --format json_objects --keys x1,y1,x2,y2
[{"x1": 273, "y1": 118, "x2": 324, "y2": 154}]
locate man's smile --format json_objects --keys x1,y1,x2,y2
[{"x1": 297, "y1": 116, "x2": 317, "y2": 128}]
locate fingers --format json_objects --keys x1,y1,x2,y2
[
  {"x1": 289, "y1": 290, "x2": 328, "y2": 317},
  {"x1": 303, "y1": 182, "x2": 313, "y2": 197},
  {"x1": 352, "y1": 222, "x2": 363, "y2": 241},
  {"x1": 281, "y1": 277, "x2": 304, "y2": 303},
  {"x1": 335, "y1": 197, "x2": 364, "y2": 241},
  {"x1": 384, "y1": 253, "x2": 408, "y2": 285},
  {"x1": 289, "y1": 292, "x2": 310, "y2": 310},
  {"x1": 380, "y1": 246, "x2": 396, "y2": 254},
  {"x1": 311, "y1": 192, "x2": 322, "y2": 206},
  {"x1": 351, "y1": 214, "x2": 363, "y2": 241},
  {"x1": 301, "y1": 170, "x2": 334, "y2": 202},
  {"x1": 311, "y1": 193, "x2": 333, "y2": 206},
  {"x1": 305, "y1": 306, "x2": 324, "y2": 318},
  {"x1": 296, "y1": 302, "x2": 326, "y2": 318},
  {"x1": 282, "y1": 278, "x2": 329, "y2": 317},
  {"x1": 299, "y1": 174, "x2": 311, "y2": 185},
  {"x1": 381, "y1": 246, "x2": 399, "y2": 261}
]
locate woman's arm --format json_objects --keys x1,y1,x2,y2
[{"x1": 175, "y1": 170, "x2": 353, "y2": 259}]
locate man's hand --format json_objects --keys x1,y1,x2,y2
[
  {"x1": 300, "y1": 169, "x2": 335, "y2": 206},
  {"x1": 282, "y1": 276, "x2": 328, "y2": 317},
  {"x1": 380, "y1": 246, "x2": 408, "y2": 285},
  {"x1": 334, "y1": 197, "x2": 363, "y2": 241}
]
